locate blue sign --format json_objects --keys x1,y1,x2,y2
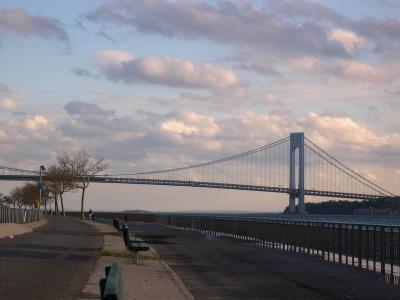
[{"x1": 37, "y1": 182, "x2": 43, "y2": 190}]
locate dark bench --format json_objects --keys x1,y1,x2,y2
[
  {"x1": 122, "y1": 224, "x2": 149, "y2": 264},
  {"x1": 112, "y1": 218, "x2": 124, "y2": 231},
  {"x1": 99, "y1": 262, "x2": 123, "y2": 300}
]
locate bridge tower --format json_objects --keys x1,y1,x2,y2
[{"x1": 289, "y1": 132, "x2": 305, "y2": 214}]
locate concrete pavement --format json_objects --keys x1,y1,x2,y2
[
  {"x1": 0, "y1": 218, "x2": 47, "y2": 239},
  {"x1": 0, "y1": 216, "x2": 102, "y2": 299},
  {"x1": 128, "y1": 221, "x2": 400, "y2": 300},
  {"x1": 81, "y1": 219, "x2": 193, "y2": 300}
]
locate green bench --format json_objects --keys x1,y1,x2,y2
[
  {"x1": 99, "y1": 262, "x2": 123, "y2": 300},
  {"x1": 112, "y1": 218, "x2": 124, "y2": 231},
  {"x1": 122, "y1": 224, "x2": 149, "y2": 264}
]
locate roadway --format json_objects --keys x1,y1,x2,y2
[
  {"x1": 0, "y1": 216, "x2": 102, "y2": 299},
  {"x1": 125, "y1": 220, "x2": 399, "y2": 300}
]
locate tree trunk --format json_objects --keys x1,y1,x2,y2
[
  {"x1": 80, "y1": 188, "x2": 86, "y2": 220},
  {"x1": 54, "y1": 194, "x2": 59, "y2": 216},
  {"x1": 60, "y1": 194, "x2": 65, "y2": 217},
  {"x1": 44, "y1": 198, "x2": 47, "y2": 215}
]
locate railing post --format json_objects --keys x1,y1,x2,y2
[
  {"x1": 358, "y1": 225, "x2": 362, "y2": 268},
  {"x1": 389, "y1": 227, "x2": 394, "y2": 284},
  {"x1": 380, "y1": 226, "x2": 386, "y2": 274},
  {"x1": 338, "y1": 224, "x2": 342, "y2": 264}
]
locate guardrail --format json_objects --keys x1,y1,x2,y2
[
  {"x1": 75, "y1": 212, "x2": 400, "y2": 285},
  {"x1": 0, "y1": 207, "x2": 42, "y2": 224}
]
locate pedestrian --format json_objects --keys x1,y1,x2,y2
[
  {"x1": 124, "y1": 215, "x2": 128, "y2": 222},
  {"x1": 88, "y1": 208, "x2": 93, "y2": 220}
]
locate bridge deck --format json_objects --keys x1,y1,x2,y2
[{"x1": 0, "y1": 174, "x2": 387, "y2": 200}]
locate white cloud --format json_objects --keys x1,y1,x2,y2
[
  {"x1": 2, "y1": 115, "x2": 54, "y2": 142},
  {"x1": 0, "y1": 130, "x2": 7, "y2": 141},
  {"x1": 297, "y1": 112, "x2": 392, "y2": 150},
  {"x1": 355, "y1": 169, "x2": 378, "y2": 181},
  {"x1": 161, "y1": 119, "x2": 198, "y2": 136},
  {"x1": 0, "y1": 7, "x2": 68, "y2": 44},
  {"x1": 328, "y1": 28, "x2": 366, "y2": 53},
  {"x1": 334, "y1": 60, "x2": 388, "y2": 82},
  {"x1": 24, "y1": 115, "x2": 49, "y2": 132},
  {"x1": 94, "y1": 50, "x2": 239, "y2": 89},
  {"x1": 0, "y1": 97, "x2": 16, "y2": 109},
  {"x1": 161, "y1": 112, "x2": 219, "y2": 138},
  {"x1": 94, "y1": 50, "x2": 134, "y2": 68},
  {"x1": 290, "y1": 56, "x2": 320, "y2": 70},
  {"x1": 263, "y1": 94, "x2": 282, "y2": 105}
]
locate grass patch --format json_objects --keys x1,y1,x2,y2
[
  {"x1": 139, "y1": 253, "x2": 160, "y2": 261},
  {"x1": 90, "y1": 250, "x2": 131, "y2": 258},
  {"x1": 102, "y1": 231, "x2": 121, "y2": 236},
  {"x1": 89, "y1": 250, "x2": 160, "y2": 261}
]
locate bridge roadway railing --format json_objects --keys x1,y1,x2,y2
[
  {"x1": 89, "y1": 212, "x2": 400, "y2": 285},
  {"x1": 0, "y1": 206, "x2": 42, "y2": 224}
]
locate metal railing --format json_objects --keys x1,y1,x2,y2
[
  {"x1": 91, "y1": 212, "x2": 400, "y2": 285},
  {"x1": 0, "y1": 207, "x2": 42, "y2": 224}
]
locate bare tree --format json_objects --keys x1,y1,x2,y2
[
  {"x1": 21, "y1": 183, "x2": 39, "y2": 210},
  {"x1": 57, "y1": 149, "x2": 107, "y2": 220},
  {"x1": 9, "y1": 186, "x2": 24, "y2": 209},
  {"x1": 0, "y1": 193, "x2": 5, "y2": 207},
  {"x1": 44, "y1": 165, "x2": 76, "y2": 216}
]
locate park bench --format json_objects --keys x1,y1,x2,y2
[
  {"x1": 112, "y1": 218, "x2": 124, "y2": 231},
  {"x1": 99, "y1": 262, "x2": 123, "y2": 300},
  {"x1": 122, "y1": 224, "x2": 149, "y2": 264}
]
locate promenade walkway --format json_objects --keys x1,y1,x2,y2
[
  {"x1": 128, "y1": 221, "x2": 400, "y2": 300},
  {"x1": 0, "y1": 216, "x2": 102, "y2": 299},
  {"x1": 80, "y1": 219, "x2": 193, "y2": 299}
]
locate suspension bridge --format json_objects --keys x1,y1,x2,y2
[{"x1": 0, "y1": 133, "x2": 396, "y2": 214}]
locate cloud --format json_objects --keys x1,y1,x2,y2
[
  {"x1": 1, "y1": 99, "x2": 399, "y2": 191},
  {"x1": 84, "y1": 0, "x2": 400, "y2": 65},
  {"x1": 64, "y1": 101, "x2": 115, "y2": 117},
  {"x1": 0, "y1": 82, "x2": 10, "y2": 93},
  {"x1": 0, "y1": 97, "x2": 16, "y2": 109},
  {"x1": 161, "y1": 119, "x2": 198, "y2": 136},
  {"x1": 71, "y1": 68, "x2": 96, "y2": 78},
  {"x1": 290, "y1": 56, "x2": 320, "y2": 71},
  {"x1": 84, "y1": 1, "x2": 349, "y2": 59},
  {"x1": 298, "y1": 112, "x2": 386, "y2": 147},
  {"x1": 0, "y1": 82, "x2": 23, "y2": 109},
  {"x1": 333, "y1": 60, "x2": 389, "y2": 82},
  {"x1": 3, "y1": 114, "x2": 54, "y2": 142},
  {"x1": 263, "y1": 94, "x2": 282, "y2": 106},
  {"x1": 161, "y1": 112, "x2": 219, "y2": 138},
  {"x1": 0, "y1": 7, "x2": 69, "y2": 44},
  {"x1": 328, "y1": 29, "x2": 366, "y2": 53},
  {"x1": 24, "y1": 115, "x2": 48, "y2": 131},
  {"x1": 94, "y1": 50, "x2": 239, "y2": 89}
]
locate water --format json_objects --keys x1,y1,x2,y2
[{"x1": 159, "y1": 212, "x2": 400, "y2": 226}]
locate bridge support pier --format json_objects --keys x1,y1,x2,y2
[{"x1": 289, "y1": 132, "x2": 305, "y2": 214}]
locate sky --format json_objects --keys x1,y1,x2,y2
[{"x1": 0, "y1": 0, "x2": 399, "y2": 212}]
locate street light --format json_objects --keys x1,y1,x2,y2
[{"x1": 39, "y1": 165, "x2": 46, "y2": 214}]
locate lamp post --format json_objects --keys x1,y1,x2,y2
[{"x1": 39, "y1": 165, "x2": 46, "y2": 214}]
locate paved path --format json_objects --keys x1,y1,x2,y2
[
  {"x1": 0, "y1": 218, "x2": 47, "y2": 238},
  {"x1": 0, "y1": 216, "x2": 102, "y2": 300},
  {"x1": 128, "y1": 221, "x2": 400, "y2": 300},
  {"x1": 81, "y1": 220, "x2": 193, "y2": 300}
]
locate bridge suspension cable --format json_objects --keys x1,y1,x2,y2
[
  {"x1": 0, "y1": 133, "x2": 396, "y2": 201},
  {"x1": 106, "y1": 137, "x2": 291, "y2": 189},
  {"x1": 304, "y1": 138, "x2": 394, "y2": 197}
]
